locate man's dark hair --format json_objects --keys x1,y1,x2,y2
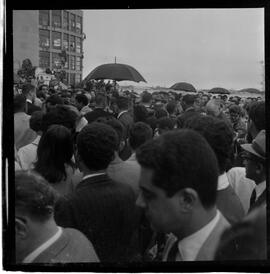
[
  {"x1": 248, "y1": 101, "x2": 265, "y2": 132},
  {"x1": 157, "y1": 117, "x2": 175, "y2": 130},
  {"x1": 133, "y1": 104, "x2": 148, "y2": 123},
  {"x1": 136, "y1": 129, "x2": 219, "y2": 209},
  {"x1": 166, "y1": 101, "x2": 176, "y2": 115},
  {"x1": 75, "y1": 94, "x2": 89, "y2": 106},
  {"x1": 95, "y1": 93, "x2": 106, "y2": 106},
  {"x1": 183, "y1": 115, "x2": 234, "y2": 174},
  {"x1": 141, "y1": 92, "x2": 152, "y2": 104},
  {"x1": 15, "y1": 170, "x2": 57, "y2": 222},
  {"x1": 21, "y1": 83, "x2": 35, "y2": 96},
  {"x1": 96, "y1": 117, "x2": 124, "y2": 149},
  {"x1": 182, "y1": 94, "x2": 196, "y2": 106},
  {"x1": 42, "y1": 105, "x2": 77, "y2": 132},
  {"x1": 155, "y1": 108, "x2": 168, "y2": 119},
  {"x1": 129, "y1": 122, "x2": 153, "y2": 150},
  {"x1": 30, "y1": 111, "x2": 44, "y2": 132},
  {"x1": 116, "y1": 96, "x2": 129, "y2": 110},
  {"x1": 14, "y1": 94, "x2": 26, "y2": 113},
  {"x1": 46, "y1": 94, "x2": 64, "y2": 107},
  {"x1": 76, "y1": 122, "x2": 118, "y2": 171},
  {"x1": 229, "y1": 104, "x2": 241, "y2": 114}
]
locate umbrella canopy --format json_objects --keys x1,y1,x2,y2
[
  {"x1": 83, "y1": 63, "x2": 147, "y2": 83},
  {"x1": 208, "y1": 87, "x2": 230, "y2": 94},
  {"x1": 170, "y1": 82, "x2": 197, "y2": 92},
  {"x1": 238, "y1": 88, "x2": 262, "y2": 94}
]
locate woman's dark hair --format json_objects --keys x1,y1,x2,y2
[{"x1": 34, "y1": 125, "x2": 74, "y2": 184}]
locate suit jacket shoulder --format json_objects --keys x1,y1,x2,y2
[
  {"x1": 33, "y1": 228, "x2": 99, "y2": 263},
  {"x1": 196, "y1": 213, "x2": 231, "y2": 260}
]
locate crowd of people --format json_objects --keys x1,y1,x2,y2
[{"x1": 14, "y1": 81, "x2": 266, "y2": 264}]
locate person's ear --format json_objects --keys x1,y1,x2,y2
[
  {"x1": 15, "y1": 217, "x2": 28, "y2": 239},
  {"x1": 178, "y1": 188, "x2": 198, "y2": 212},
  {"x1": 256, "y1": 162, "x2": 264, "y2": 174}
]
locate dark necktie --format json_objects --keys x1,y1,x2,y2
[
  {"x1": 167, "y1": 240, "x2": 180, "y2": 261},
  {"x1": 249, "y1": 188, "x2": 257, "y2": 208}
]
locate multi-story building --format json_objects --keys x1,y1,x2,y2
[{"x1": 13, "y1": 10, "x2": 85, "y2": 85}]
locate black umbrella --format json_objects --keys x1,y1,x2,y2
[
  {"x1": 208, "y1": 87, "x2": 230, "y2": 94},
  {"x1": 170, "y1": 82, "x2": 197, "y2": 93},
  {"x1": 83, "y1": 63, "x2": 147, "y2": 83},
  {"x1": 238, "y1": 88, "x2": 262, "y2": 94}
]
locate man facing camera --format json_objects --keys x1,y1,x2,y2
[
  {"x1": 15, "y1": 170, "x2": 99, "y2": 263},
  {"x1": 136, "y1": 129, "x2": 230, "y2": 261}
]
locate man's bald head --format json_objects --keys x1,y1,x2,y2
[{"x1": 206, "y1": 99, "x2": 223, "y2": 117}]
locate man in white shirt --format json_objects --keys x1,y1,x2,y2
[
  {"x1": 136, "y1": 129, "x2": 230, "y2": 261},
  {"x1": 15, "y1": 170, "x2": 99, "y2": 263},
  {"x1": 241, "y1": 130, "x2": 266, "y2": 212}
]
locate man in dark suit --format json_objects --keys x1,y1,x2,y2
[
  {"x1": 84, "y1": 93, "x2": 113, "y2": 123},
  {"x1": 21, "y1": 83, "x2": 41, "y2": 115},
  {"x1": 136, "y1": 129, "x2": 230, "y2": 261},
  {"x1": 241, "y1": 130, "x2": 266, "y2": 212},
  {"x1": 55, "y1": 123, "x2": 140, "y2": 262},
  {"x1": 15, "y1": 170, "x2": 99, "y2": 263},
  {"x1": 184, "y1": 114, "x2": 245, "y2": 224}
]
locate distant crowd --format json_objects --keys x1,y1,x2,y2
[{"x1": 14, "y1": 81, "x2": 266, "y2": 264}]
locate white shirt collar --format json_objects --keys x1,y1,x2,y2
[
  {"x1": 176, "y1": 210, "x2": 220, "y2": 261},
  {"x1": 23, "y1": 227, "x2": 62, "y2": 263},
  {"x1": 26, "y1": 99, "x2": 32, "y2": 104},
  {"x1": 117, "y1": 110, "x2": 128, "y2": 119},
  {"x1": 217, "y1": 173, "x2": 230, "y2": 191},
  {"x1": 32, "y1": 135, "x2": 41, "y2": 145},
  {"x1": 255, "y1": 180, "x2": 266, "y2": 200},
  {"x1": 82, "y1": 172, "x2": 106, "y2": 181}
]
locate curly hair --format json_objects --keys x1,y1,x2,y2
[
  {"x1": 136, "y1": 129, "x2": 219, "y2": 209},
  {"x1": 183, "y1": 114, "x2": 234, "y2": 173},
  {"x1": 133, "y1": 104, "x2": 148, "y2": 123},
  {"x1": 129, "y1": 122, "x2": 153, "y2": 150},
  {"x1": 15, "y1": 170, "x2": 57, "y2": 222},
  {"x1": 34, "y1": 125, "x2": 74, "y2": 184},
  {"x1": 76, "y1": 122, "x2": 118, "y2": 171}
]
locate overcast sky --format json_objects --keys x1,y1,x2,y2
[{"x1": 82, "y1": 9, "x2": 264, "y2": 90}]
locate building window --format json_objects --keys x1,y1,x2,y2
[
  {"x1": 52, "y1": 53, "x2": 62, "y2": 69},
  {"x1": 75, "y1": 37, "x2": 81, "y2": 53},
  {"x1": 70, "y1": 73, "x2": 75, "y2": 85},
  {"x1": 39, "y1": 29, "x2": 50, "y2": 48},
  {"x1": 76, "y1": 16, "x2": 82, "y2": 34},
  {"x1": 52, "y1": 10, "x2": 61, "y2": 28},
  {"x1": 39, "y1": 10, "x2": 50, "y2": 26},
  {"x1": 39, "y1": 51, "x2": 50, "y2": 68},
  {"x1": 63, "y1": 33, "x2": 69, "y2": 50},
  {"x1": 70, "y1": 35, "x2": 75, "y2": 52},
  {"x1": 70, "y1": 13, "x2": 76, "y2": 32},
  {"x1": 70, "y1": 55, "x2": 75, "y2": 70},
  {"x1": 52, "y1": 31, "x2": 61, "y2": 49},
  {"x1": 64, "y1": 54, "x2": 69, "y2": 69},
  {"x1": 75, "y1": 73, "x2": 81, "y2": 84},
  {"x1": 76, "y1": 56, "x2": 81, "y2": 71},
  {"x1": 63, "y1": 11, "x2": 69, "y2": 30}
]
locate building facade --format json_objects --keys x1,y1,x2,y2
[{"x1": 13, "y1": 10, "x2": 85, "y2": 86}]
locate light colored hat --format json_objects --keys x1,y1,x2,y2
[{"x1": 241, "y1": 130, "x2": 265, "y2": 160}]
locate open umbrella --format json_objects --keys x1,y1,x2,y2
[
  {"x1": 208, "y1": 87, "x2": 230, "y2": 94},
  {"x1": 170, "y1": 82, "x2": 197, "y2": 93},
  {"x1": 238, "y1": 88, "x2": 262, "y2": 94},
  {"x1": 83, "y1": 63, "x2": 147, "y2": 83}
]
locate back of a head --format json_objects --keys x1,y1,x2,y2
[
  {"x1": 46, "y1": 94, "x2": 64, "y2": 108},
  {"x1": 42, "y1": 105, "x2": 77, "y2": 132},
  {"x1": 15, "y1": 170, "x2": 56, "y2": 222},
  {"x1": 95, "y1": 93, "x2": 106, "y2": 107},
  {"x1": 136, "y1": 129, "x2": 219, "y2": 209},
  {"x1": 206, "y1": 99, "x2": 221, "y2": 116},
  {"x1": 133, "y1": 104, "x2": 148, "y2": 122},
  {"x1": 229, "y1": 104, "x2": 241, "y2": 114},
  {"x1": 30, "y1": 111, "x2": 44, "y2": 132},
  {"x1": 157, "y1": 117, "x2": 175, "y2": 131},
  {"x1": 21, "y1": 83, "x2": 35, "y2": 97},
  {"x1": 14, "y1": 94, "x2": 26, "y2": 113},
  {"x1": 129, "y1": 122, "x2": 153, "y2": 151},
  {"x1": 141, "y1": 92, "x2": 152, "y2": 104},
  {"x1": 248, "y1": 101, "x2": 265, "y2": 132},
  {"x1": 183, "y1": 114, "x2": 234, "y2": 173},
  {"x1": 96, "y1": 117, "x2": 124, "y2": 149},
  {"x1": 75, "y1": 93, "x2": 89, "y2": 106},
  {"x1": 35, "y1": 125, "x2": 74, "y2": 183},
  {"x1": 155, "y1": 108, "x2": 168, "y2": 119},
  {"x1": 182, "y1": 94, "x2": 196, "y2": 106},
  {"x1": 116, "y1": 96, "x2": 129, "y2": 110},
  {"x1": 76, "y1": 122, "x2": 118, "y2": 171},
  {"x1": 166, "y1": 101, "x2": 176, "y2": 115}
]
